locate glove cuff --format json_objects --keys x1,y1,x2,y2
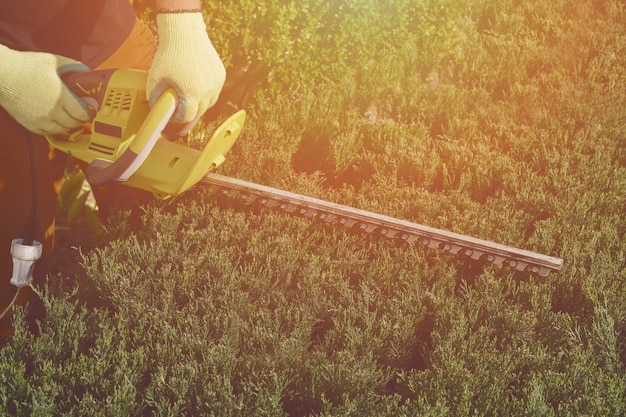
[
  {"x1": 156, "y1": 11, "x2": 206, "y2": 41},
  {"x1": 157, "y1": 8, "x2": 201, "y2": 14},
  {"x1": 156, "y1": 12, "x2": 206, "y2": 48},
  {"x1": 0, "y1": 45, "x2": 26, "y2": 103},
  {"x1": 0, "y1": 44, "x2": 18, "y2": 82}
]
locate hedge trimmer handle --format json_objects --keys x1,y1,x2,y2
[
  {"x1": 85, "y1": 90, "x2": 177, "y2": 187},
  {"x1": 62, "y1": 69, "x2": 178, "y2": 187}
]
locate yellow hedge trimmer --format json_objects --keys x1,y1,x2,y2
[
  {"x1": 47, "y1": 68, "x2": 246, "y2": 199},
  {"x1": 44, "y1": 68, "x2": 562, "y2": 278}
]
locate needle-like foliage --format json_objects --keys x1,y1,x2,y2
[{"x1": 2, "y1": 1, "x2": 626, "y2": 415}]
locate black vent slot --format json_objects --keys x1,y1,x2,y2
[
  {"x1": 94, "y1": 121, "x2": 122, "y2": 138},
  {"x1": 105, "y1": 89, "x2": 133, "y2": 111},
  {"x1": 88, "y1": 141, "x2": 116, "y2": 156}
]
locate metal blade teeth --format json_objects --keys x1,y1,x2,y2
[{"x1": 202, "y1": 174, "x2": 563, "y2": 277}]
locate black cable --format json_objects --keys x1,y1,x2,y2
[
  {"x1": 0, "y1": 289, "x2": 20, "y2": 322},
  {"x1": 23, "y1": 131, "x2": 38, "y2": 246},
  {"x1": 0, "y1": 131, "x2": 38, "y2": 322}
]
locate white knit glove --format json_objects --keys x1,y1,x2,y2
[
  {"x1": 0, "y1": 45, "x2": 91, "y2": 135},
  {"x1": 147, "y1": 12, "x2": 227, "y2": 123}
]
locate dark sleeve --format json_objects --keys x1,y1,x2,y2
[{"x1": 0, "y1": 0, "x2": 136, "y2": 68}]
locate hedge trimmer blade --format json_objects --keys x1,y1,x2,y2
[{"x1": 201, "y1": 173, "x2": 564, "y2": 277}]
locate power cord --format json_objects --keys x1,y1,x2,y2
[
  {"x1": 22, "y1": 129, "x2": 38, "y2": 247},
  {"x1": 0, "y1": 130, "x2": 40, "y2": 322},
  {"x1": 0, "y1": 289, "x2": 21, "y2": 322}
]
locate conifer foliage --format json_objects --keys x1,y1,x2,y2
[{"x1": 2, "y1": 0, "x2": 626, "y2": 415}]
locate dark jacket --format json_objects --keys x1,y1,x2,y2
[{"x1": 0, "y1": 0, "x2": 136, "y2": 67}]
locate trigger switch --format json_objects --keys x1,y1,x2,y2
[{"x1": 80, "y1": 97, "x2": 99, "y2": 116}]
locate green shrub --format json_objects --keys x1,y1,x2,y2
[{"x1": 3, "y1": 0, "x2": 626, "y2": 415}]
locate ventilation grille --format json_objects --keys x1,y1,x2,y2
[
  {"x1": 88, "y1": 141, "x2": 116, "y2": 156},
  {"x1": 104, "y1": 89, "x2": 133, "y2": 111}
]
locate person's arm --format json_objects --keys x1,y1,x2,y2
[
  {"x1": 155, "y1": 0, "x2": 202, "y2": 12},
  {"x1": 147, "y1": 0, "x2": 226, "y2": 123},
  {"x1": 0, "y1": 45, "x2": 90, "y2": 135}
]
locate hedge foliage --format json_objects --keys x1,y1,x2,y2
[{"x1": 2, "y1": 0, "x2": 626, "y2": 415}]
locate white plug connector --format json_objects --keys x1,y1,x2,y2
[{"x1": 10, "y1": 239, "x2": 42, "y2": 287}]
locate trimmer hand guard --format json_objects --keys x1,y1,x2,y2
[{"x1": 124, "y1": 110, "x2": 245, "y2": 199}]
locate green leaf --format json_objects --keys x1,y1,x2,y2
[
  {"x1": 58, "y1": 171, "x2": 86, "y2": 212},
  {"x1": 67, "y1": 189, "x2": 89, "y2": 225}
]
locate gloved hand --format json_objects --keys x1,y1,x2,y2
[
  {"x1": 147, "y1": 12, "x2": 227, "y2": 123},
  {"x1": 0, "y1": 45, "x2": 91, "y2": 135}
]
